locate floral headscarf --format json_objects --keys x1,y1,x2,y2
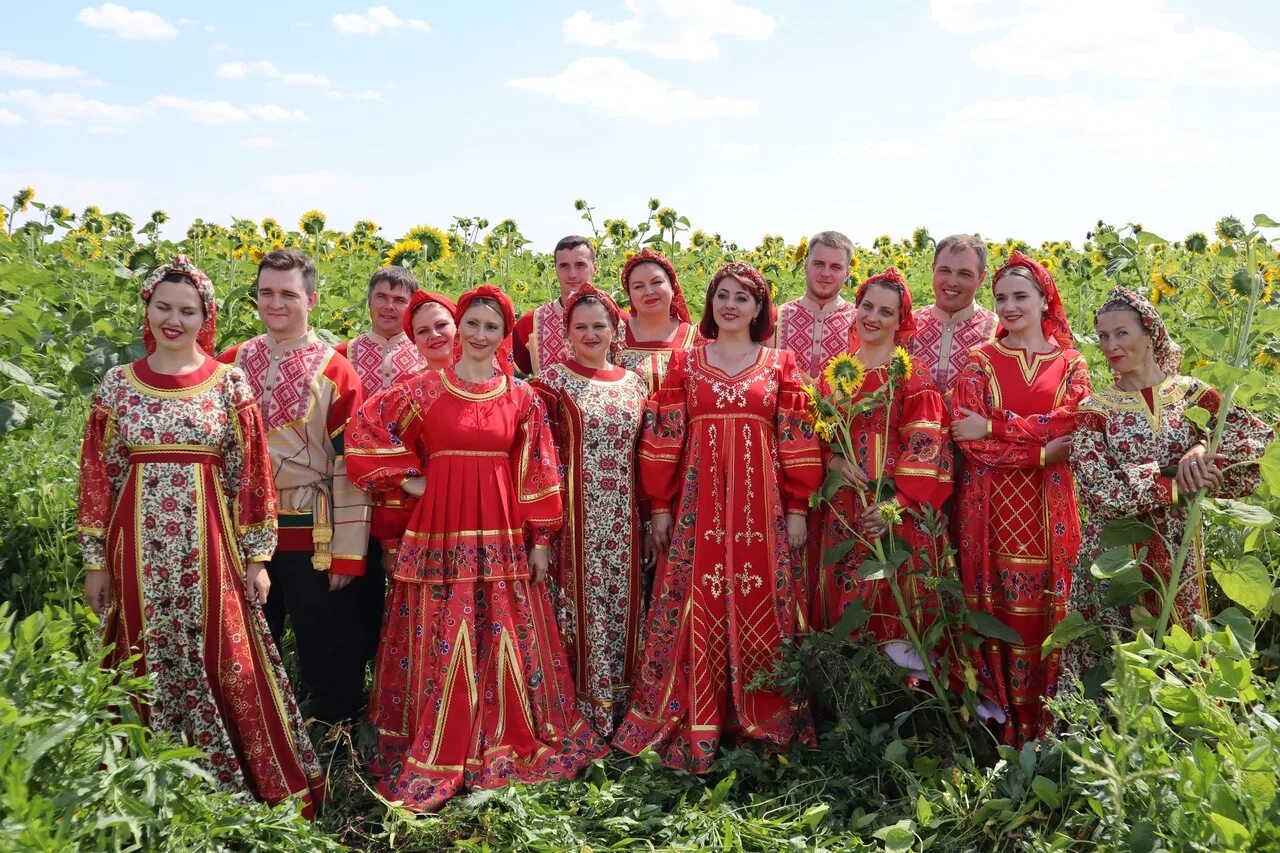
[
  {"x1": 454, "y1": 285, "x2": 516, "y2": 377},
  {"x1": 402, "y1": 290, "x2": 458, "y2": 339},
  {"x1": 700, "y1": 262, "x2": 776, "y2": 341},
  {"x1": 564, "y1": 283, "x2": 625, "y2": 365},
  {"x1": 1096, "y1": 285, "x2": 1183, "y2": 374},
  {"x1": 140, "y1": 254, "x2": 217, "y2": 356},
  {"x1": 992, "y1": 251, "x2": 1074, "y2": 350},
  {"x1": 620, "y1": 248, "x2": 692, "y2": 324},
  {"x1": 846, "y1": 267, "x2": 917, "y2": 350}
]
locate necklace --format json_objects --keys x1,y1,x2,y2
[{"x1": 711, "y1": 342, "x2": 761, "y2": 375}]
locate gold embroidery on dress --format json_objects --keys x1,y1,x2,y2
[{"x1": 734, "y1": 424, "x2": 763, "y2": 545}]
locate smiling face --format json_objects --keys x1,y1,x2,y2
[
  {"x1": 1095, "y1": 307, "x2": 1154, "y2": 376},
  {"x1": 711, "y1": 274, "x2": 761, "y2": 338},
  {"x1": 147, "y1": 279, "x2": 206, "y2": 355},
  {"x1": 626, "y1": 261, "x2": 674, "y2": 321},
  {"x1": 368, "y1": 280, "x2": 412, "y2": 338},
  {"x1": 568, "y1": 299, "x2": 615, "y2": 365},
  {"x1": 805, "y1": 242, "x2": 851, "y2": 302},
  {"x1": 256, "y1": 267, "x2": 315, "y2": 338},
  {"x1": 457, "y1": 301, "x2": 505, "y2": 363},
  {"x1": 992, "y1": 269, "x2": 1047, "y2": 338},
  {"x1": 855, "y1": 282, "x2": 902, "y2": 348},
  {"x1": 554, "y1": 244, "x2": 596, "y2": 301},
  {"x1": 411, "y1": 301, "x2": 457, "y2": 368},
  {"x1": 931, "y1": 246, "x2": 986, "y2": 314}
]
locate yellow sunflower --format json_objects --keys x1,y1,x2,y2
[
  {"x1": 298, "y1": 209, "x2": 326, "y2": 235},
  {"x1": 823, "y1": 352, "x2": 866, "y2": 396},
  {"x1": 406, "y1": 224, "x2": 453, "y2": 263},
  {"x1": 890, "y1": 346, "x2": 913, "y2": 382},
  {"x1": 384, "y1": 238, "x2": 424, "y2": 268}
]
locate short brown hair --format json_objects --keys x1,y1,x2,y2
[
  {"x1": 554, "y1": 235, "x2": 596, "y2": 262},
  {"x1": 367, "y1": 264, "x2": 419, "y2": 296},
  {"x1": 256, "y1": 248, "x2": 317, "y2": 295},
  {"x1": 933, "y1": 234, "x2": 987, "y2": 276},
  {"x1": 807, "y1": 230, "x2": 854, "y2": 265}
]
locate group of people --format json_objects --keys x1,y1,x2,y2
[{"x1": 77, "y1": 230, "x2": 1272, "y2": 817}]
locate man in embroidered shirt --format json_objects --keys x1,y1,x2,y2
[
  {"x1": 334, "y1": 264, "x2": 422, "y2": 668},
  {"x1": 513, "y1": 235, "x2": 596, "y2": 376},
  {"x1": 773, "y1": 230, "x2": 856, "y2": 383},
  {"x1": 218, "y1": 248, "x2": 371, "y2": 724},
  {"x1": 910, "y1": 234, "x2": 998, "y2": 395}
]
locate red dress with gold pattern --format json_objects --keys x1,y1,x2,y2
[
  {"x1": 612, "y1": 347, "x2": 823, "y2": 771},
  {"x1": 346, "y1": 367, "x2": 605, "y2": 811},
  {"x1": 816, "y1": 365, "x2": 953, "y2": 640},
  {"x1": 617, "y1": 321, "x2": 703, "y2": 394},
  {"x1": 952, "y1": 341, "x2": 1091, "y2": 744},
  {"x1": 76, "y1": 358, "x2": 324, "y2": 815}
]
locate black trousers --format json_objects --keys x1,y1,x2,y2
[
  {"x1": 356, "y1": 539, "x2": 388, "y2": 663},
  {"x1": 263, "y1": 551, "x2": 367, "y2": 724}
]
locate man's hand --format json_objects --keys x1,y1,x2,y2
[{"x1": 329, "y1": 573, "x2": 356, "y2": 592}]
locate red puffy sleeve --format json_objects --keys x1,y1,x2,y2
[
  {"x1": 892, "y1": 373, "x2": 953, "y2": 513},
  {"x1": 637, "y1": 348, "x2": 690, "y2": 513},
  {"x1": 346, "y1": 376, "x2": 437, "y2": 492},
  {"x1": 76, "y1": 377, "x2": 128, "y2": 572},
  {"x1": 221, "y1": 368, "x2": 278, "y2": 565},
  {"x1": 511, "y1": 382, "x2": 563, "y2": 546},
  {"x1": 774, "y1": 349, "x2": 823, "y2": 514},
  {"x1": 513, "y1": 311, "x2": 535, "y2": 376},
  {"x1": 985, "y1": 352, "x2": 1092, "y2": 445}
]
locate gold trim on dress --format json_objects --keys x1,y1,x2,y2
[
  {"x1": 442, "y1": 371, "x2": 507, "y2": 401},
  {"x1": 123, "y1": 362, "x2": 228, "y2": 398}
]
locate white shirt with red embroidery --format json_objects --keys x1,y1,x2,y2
[{"x1": 335, "y1": 331, "x2": 422, "y2": 399}]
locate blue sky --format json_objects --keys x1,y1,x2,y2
[{"x1": 2, "y1": 1, "x2": 1278, "y2": 249}]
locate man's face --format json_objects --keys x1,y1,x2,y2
[
  {"x1": 554, "y1": 244, "x2": 596, "y2": 299},
  {"x1": 804, "y1": 243, "x2": 850, "y2": 302},
  {"x1": 931, "y1": 246, "x2": 986, "y2": 313},
  {"x1": 368, "y1": 281, "x2": 411, "y2": 337},
  {"x1": 256, "y1": 267, "x2": 315, "y2": 337}
]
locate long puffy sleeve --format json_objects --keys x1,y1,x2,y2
[
  {"x1": 221, "y1": 368, "x2": 278, "y2": 565},
  {"x1": 984, "y1": 354, "x2": 1093, "y2": 445},
  {"x1": 346, "y1": 379, "x2": 431, "y2": 492},
  {"x1": 76, "y1": 378, "x2": 127, "y2": 572},
  {"x1": 511, "y1": 384, "x2": 563, "y2": 546},
  {"x1": 892, "y1": 375, "x2": 953, "y2": 513},
  {"x1": 774, "y1": 349, "x2": 823, "y2": 514},
  {"x1": 1193, "y1": 383, "x2": 1274, "y2": 499},
  {"x1": 325, "y1": 358, "x2": 370, "y2": 576},
  {"x1": 1070, "y1": 406, "x2": 1178, "y2": 518},
  {"x1": 637, "y1": 348, "x2": 690, "y2": 513}
]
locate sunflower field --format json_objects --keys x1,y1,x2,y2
[{"x1": 2, "y1": 187, "x2": 1280, "y2": 851}]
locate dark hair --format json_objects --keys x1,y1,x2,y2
[
  {"x1": 933, "y1": 234, "x2": 988, "y2": 276},
  {"x1": 256, "y1": 248, "x2": 317, "y2": 295},
  {"x1": 699, "y1": 271, "x2": 775, "y2": 343},
  {"x1": 993, "y1": 264, "x2": 1042, "y2": 294},
  {"x1": 554, "y1": 235, "x2": 596, "y2": 262},
  {"x1": 367, "y1": 264, "x2": 419, "y2": 296},
  {"x1": 858, "y1": 278, "x2": 905, "y2": 309},
  {"x1": 462, "y1": 296, "x2": 508, "y2": 333},
  {"x1": 151, "y1": 271, "x2": 206, "y2": 317},
  {"x1": 567, "y1": 294, "x2": 611, "y2": 324}
]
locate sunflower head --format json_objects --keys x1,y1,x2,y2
[
  {"x1": 298, "y1": 209, "x2": 326, "y2": 235},
  {"x1": 384, "y1": 237, "x2": 424, "y2": 268},
  {"x1": 890, "y1": 347, "x2": 913, "y2": 383},
  {"x1": 13, "y1": 186, "x2": 35, "y2": 212},
  {"x1": 823, "y1": 352, "x2": 866, "y2": 397},
  {"x1": 406, "y1": 224, "x2": 453, "y2": 263}
]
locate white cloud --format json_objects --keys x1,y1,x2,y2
[
  {"x1": 930, "y1": 0, "x2": 1280, "y2": 86},
  {"x1": 76, "y1": 3, "x2": 178, "y2": 40},
  {"x1": 941, "y1": 94, "x2": 1228, "y2": 163},
  {"x1": 831, "y1": 141, "x2": 933, "y2": 161},
  {"x1": 3, "y1": 88, "x2": 309, "y2": 128},
  {"x1": 241, "y1": 135, "x2": 284, "y2": 149},
  {"x1": 217, "y1": 61, "x2": 330, "y2": 87},
  {"x1": 87, "y1": 124, "x2": 125, "y2": 135},
  {"x1": 509, "y1": 57, "x2": 757, "y2": 122},
  {"x1": 0, "y1": 108, "x2": 23, "y2": 125},
  {"x1": 0, "y1": 53, "x2": 99, "y2": 85},
  {"x1": 707, "y1": 142, "x2": 759, "y2": 155},
  {"x1": 0, "y1": 89, "x2": 143, "y2": 126},
  {"x1": 247, "y1": 104, "x2": 309, "y2": 123},
  {"x1": 332, "y1": 6, "x2": 430, "y2": 35},
  {"x1": 324, "y1": 88, "x2": 384, "y2": 101},
  {"x1": 148, "y1": 95, "x2": 248, "y2": 125},
  {"x1": 564, "y1": 0, "x2": 775, "y2": 60},
  {"x1": 204, "y1": 23, "x2": 216, "y2": 33}
]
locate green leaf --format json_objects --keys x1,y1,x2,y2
[
  {"x1": 1182, "y1": 405, "x2": 1210, "y2": 430},
  {"x1": 1259, "y1": 440, "x2": 1280, "y2": 493},
  {"x1": 1101, "y1": 517, "x2": 1156, "y2": 548},
  {"x1": 1030, "y1": 775, "x2": 1061, "y2": 808},
  {"x1": 830, "y1": 598, "x2": 869, "y2": 637},
  {"x1": 1204, "y1": 498, "x2": 1275, "y2": 528},
  {"x1": 1253, "y1": 213, "x2": 1280, "y2": 228},
  {"x1": 0, "y1": 358, "x2": 36, "y2": 386},
  {"x1": 1193, "y1": 360, "x2": 1249, "y2": 390},
  {"x1": 822, "y1": 538, "x2": 857, "y2": 568},
  {"x1": 858, "y1": 548, "x2": 907, "y2": 581},
  {"x1": 1135, "y1": 230, "x2": 1167, "y2": 246},
  {"x1": 883, "y1": 738, "x2": 908, "y2": 765},
  {"x1": 1208, "y1": 812, "x2": 1249, "y2": 848},
  {"x1": 0, "y1": 400, "x2": 29, "y2": 433},
  {"x1": 1043, "y1": 612, "x2": 1096, "y2": 653},
  {"x1": 1212, "y1": 556, "x2": 1273, "y2": 615},
  {"x1": 965, "y1": 610, "x2": 1023, "y2": 644},
  {"x1": 1213, "y1": 607, "x2": 1256, "y2": 653},
  {"x1": 1091, "y1": 546, "x2": 1146, "y2": 578},
  {"x1": 1128, "y1": 821, "x2": 1156, "y2": 853}
]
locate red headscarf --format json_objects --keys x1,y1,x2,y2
[
  {"x1": 454, "y1": 284, "x2": 515, "y2": 377},
  {"x1": 992, "y1": 251, "x2": 1074, "y2": 349},
  {"x1": 140, "y1": 254, "x2": 217, "y2": 356},
  {"x1": 700, "y1": 262, "x2": 775, "y2": 341},
  {"x1": 402, "y1": 290, "x2": 458, "y2": 339},
  {"x1": 564, "y1": 282, "x2": 625, "y2": 364},
  {"x1": 620, "y1": 248, "x2": 692, "y2": 324},
  {"x1": 846, "y1": 267, "x2": 917, "y2": 351}
]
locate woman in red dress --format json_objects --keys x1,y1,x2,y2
[
  {"x1": 612, "y1": 263, "x2": 823, "y2": 772},
  {"x1": 815, "y1": 269, "x2": 953, "y2": 650},
  {"x1": 617, "y1": 248, "x2": 704, "y2": 393},
  {"x1": 404, "y1": 290, "x2": 458, "y2": 369},
  {"x1": 346, "y1": 285, "x2": 605, "y2": 811},
  {"x1": 951, "y1": 251, "x2": 1092, "y2": 744},
  {"x1": 77, "y1": 255, "x2": 324, "y2": 816}
]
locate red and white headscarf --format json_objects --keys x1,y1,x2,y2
[
  {"x1": 1096, "y1": 285, "x2": 1183, "y2": 375},
  {"x1": 564, "y1": 282, "x2": 625, "y2": 364},
  {"x1": 992, "y1": 251, "x2": 1074, "y2": 350},
  {"x1": 846, "y1": 266, "x2": 917, "y2": 351},
  {"x1": 454, "y1": 284, "x2": 515, "y2": 377},
  {"x1": 140, "y1": 254, "x2": 217, "y2": 356},
  {"x1": 620, "y1": 248, "x2": 692, "y2": 324},
  {"x1": 402, "y1": 290, "x2": 458, "y2": 339}
]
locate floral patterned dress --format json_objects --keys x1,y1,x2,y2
[
  {"x1": 530, "y1": 361, "x2": 650, "y2": 737},
  {"x1": 76, "y1": 358, "x2": 324, "y2": 815},
  {"x1": 612, "y1": 346, "x2": 823, "y2": 771},
  {"x1": 1055, "y1": 376, "x2": 1274, "y2": 687}
]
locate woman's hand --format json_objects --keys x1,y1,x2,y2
[
  {"x1": 859, "y1": 502, "x2": 890, "y2": 539},
  {"x1": 786, "y1": 513, "x2": 807, "y2": 550},
  {"x1": 651, "y1": 512, "x2": 673, "y2": 556},
  {"x1": 828, "y1": 454, "x2": 869, "y2": 489},
  {"x1": 84, "y1": 570, "x2": 112, "y2": 615},
  {"x1": 1177, "y1": 444, "x2": 1226, "y2": 494},
  {"x1": 529, "y1": 547, "x2": 550, "y2": 584},
  {"x1": 1043, "y1": 435, "x2": 1072, "y2": 465},
  {"x1": 952, "y1": 407, "x2": 990, "y2": 442},
  {"x1": 402, "y1": 477, "x2": 426, "y2": 498},
  {"x1": 244, "y1": 561, "x2": 271, "y2": 605}
]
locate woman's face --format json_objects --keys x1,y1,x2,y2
[
  {"x1": 627, "y1": 262, "x2": 674, "y2": 321},
  {"x1": 147, "y1": 280, "x2": 205, "y2": 354},
  {"x1": 411, "y1": 301, "x2": 457, "y2": 367},
  {"x1": 854, "y1": 283, "x2": 901, "y2": 347},
  {"x1": 458, "y1": 302, "x2": 505, "y2": 362},
  {"x1": 711, "y1": 275, "x2": 760, "y2": 337},
  {"x1": 992, "y1": 271, "x2": 1047, "y2": 338},
  {"x1": 568, "y1": 301, "x2": 614, "y2": 363},
  {"x1": 1096, "y1": 308, "x2": 1154, "y2": 375}
]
